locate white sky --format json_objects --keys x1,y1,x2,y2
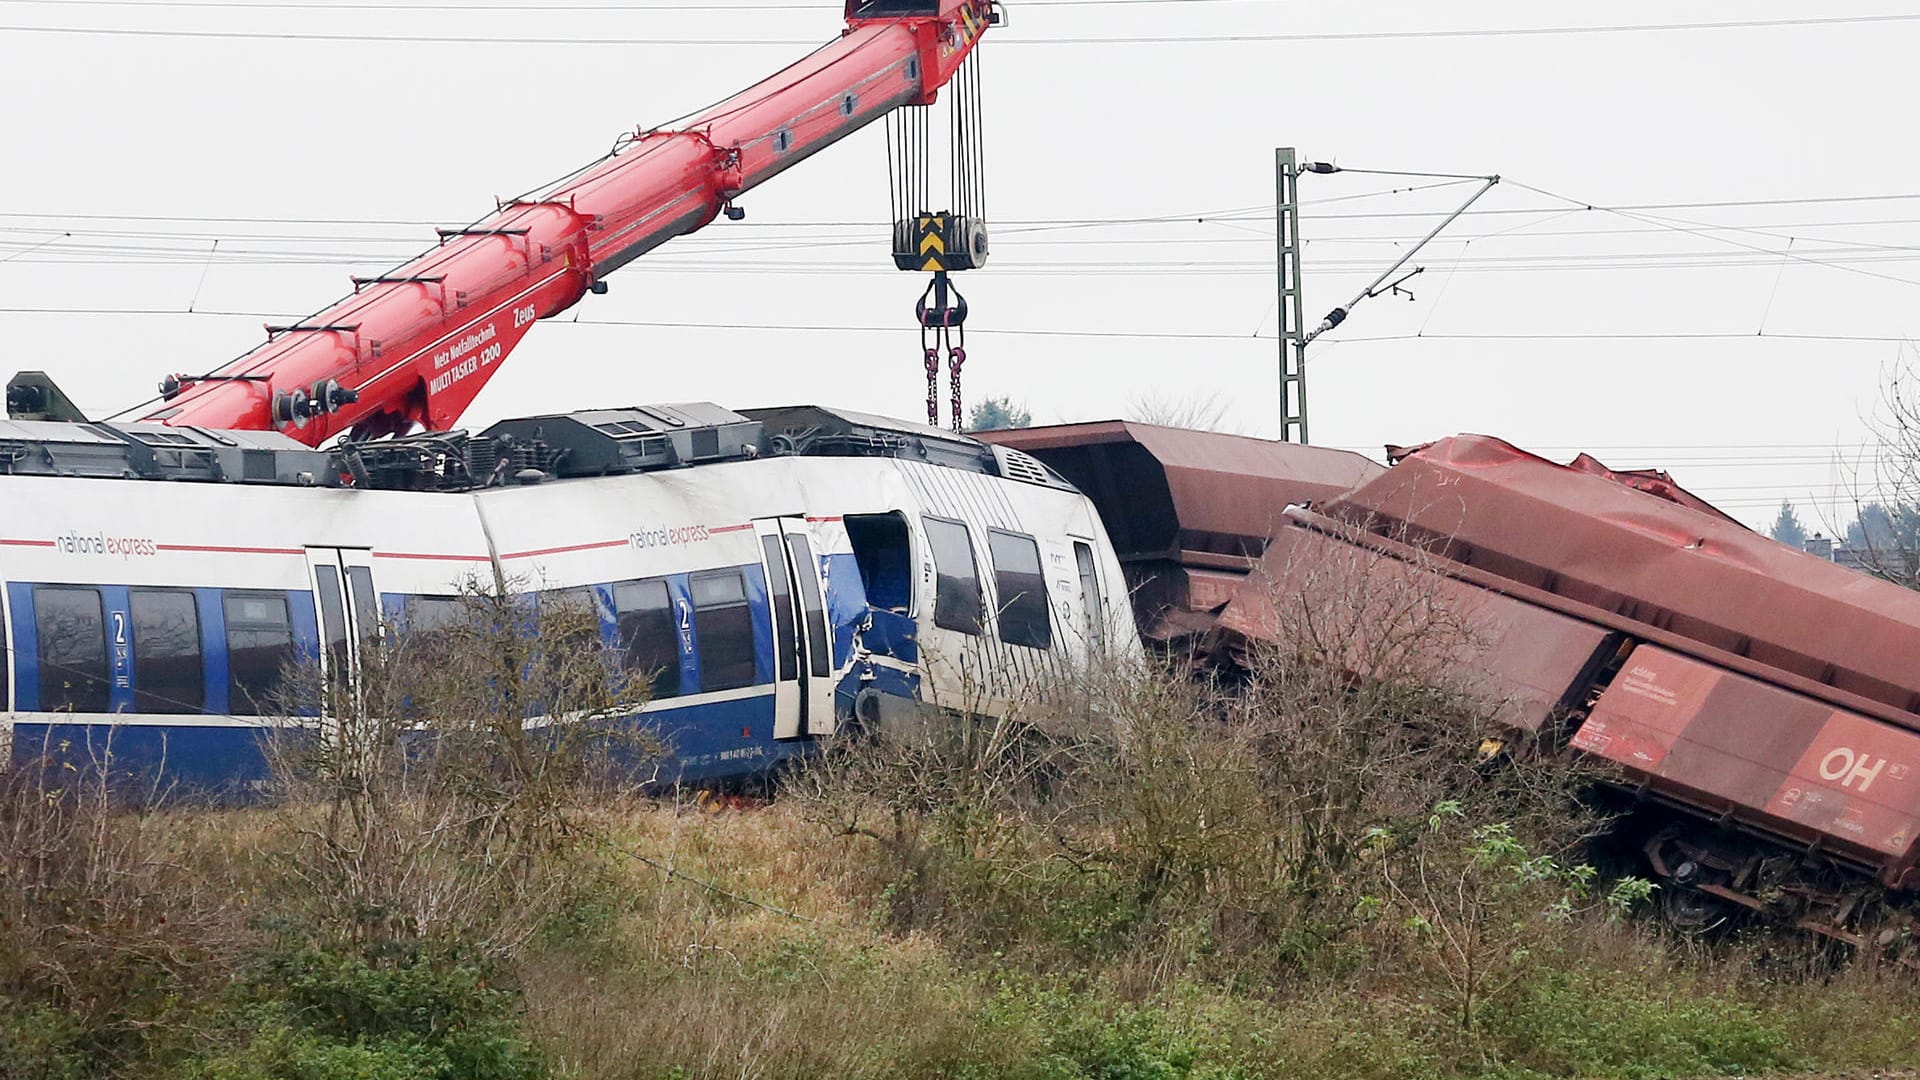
[{"x1": 4, "y1": 0, "x2": 1918, "y2": 531}]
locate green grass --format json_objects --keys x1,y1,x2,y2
[{"x1": 4, "y1": 803, "x2": 1917, "y2": 1080}]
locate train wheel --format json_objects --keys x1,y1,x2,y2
[{"x1": 1660, "y1": 883, "x2": 1737, "y2": 936}]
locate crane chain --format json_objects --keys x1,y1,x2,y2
[
  {"x1": 948, "y1": 346, "x2": 966, "y2": 434},
  {"x1": 924, "y1": 347, "x2": 942, "y2": 428},
  {"x1": 914, "y1": 271, "x2": 971, "y2": 431}
]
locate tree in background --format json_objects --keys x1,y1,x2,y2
[
  {"x1": 1126, "y1": 390, "x2": 1240, "y2": 433},
  {"x1": 1769, "y1": 500, "x2": 1808, "y2": 549},
  {"x1": 967, "y1": 396, "x2": 1032, "y2": 432},
  {"x1": 1854, "y1": 365, "x2": 1920, "y2": 587}
]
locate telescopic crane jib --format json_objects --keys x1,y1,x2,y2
[{"x1": 127, "y1": 0, "x2": 1001, "y2": 446}]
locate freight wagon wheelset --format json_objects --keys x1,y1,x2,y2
[{"x1": 1634, "y1": 821, "x2": 1920, "y2": 951}]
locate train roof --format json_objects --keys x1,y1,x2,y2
[
  {"x1": 978, "y1": 420, "x2": 1384, "y2": 564},
  {"x1": 0, "y1": 403, "x2": 1080, "y2": 495}
]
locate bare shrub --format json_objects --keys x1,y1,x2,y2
[
  {"x1": 0, "y1": 737, "x2": 246, "y2": 1069},
  {"x1": 789, "y1": 524, "x2": 1603, "y2": 997},
  {"x1": 261, "y1": 578, "x2": 659, "y2": 959},
  {"x1": 1232, "y1": 533, "x2": 1604, "y2": 906}
]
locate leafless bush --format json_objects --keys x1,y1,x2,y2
[
  {"x1": 0, "y1": 735, "x2": 246, "y2": 1064},
  {"x1": 1236, "y1": 532, "x2": 1601, "y2": 888},
  {"x1": 789, "y1": 525, "x2": 1601, "y2": 993},
  {"x1": 261, "y1": 578, "x2": 659, "y2": 958}
]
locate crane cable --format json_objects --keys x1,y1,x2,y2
[{"x1": 888, "y1": 51, "x2": 985, "y2": 432}]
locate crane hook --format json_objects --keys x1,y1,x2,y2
[{"x1": 915, "y1": 271, "x2": 970, "y2": 430}]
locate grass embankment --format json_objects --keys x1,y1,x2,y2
[
  {"x1": 528, "y1": 802, "x2": 1920, "y2": 1080},
  {"x1": 4, "y1": 582, "x2": 1918, "y2": 1079},
  {"x1": 5, "y1": 786, "x2": 1917, "y2": 1079}
]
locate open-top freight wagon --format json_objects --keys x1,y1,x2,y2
[{"x1": 982, "y1": 423, "x2": 1920, "y2": 943}]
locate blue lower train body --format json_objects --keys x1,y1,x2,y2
[{"x1": 10, "y1": 664, "x2": 915, "y2": 797}]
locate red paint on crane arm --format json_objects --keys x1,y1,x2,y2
[{"x1": 142, "y1": 0, "x2": 994, "y2": 445}]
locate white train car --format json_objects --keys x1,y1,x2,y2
[{"x1": 0, "y1": 403, "x2": 1138, "y2": 790}]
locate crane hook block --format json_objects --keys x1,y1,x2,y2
[
  {"x1": 915, "y1": 273, "x2": 969, "y2": 328},
  {"x1": 893, "y1": 213, "x2": 989, "y2": 272}
]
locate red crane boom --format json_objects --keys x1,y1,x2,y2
[{"x1": 141, "y1": 0, "x2": 998, "y2": 444}]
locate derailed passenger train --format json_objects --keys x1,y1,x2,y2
[{"x1": 0, "y1": 403, "x2": 1136, "y2": 789}]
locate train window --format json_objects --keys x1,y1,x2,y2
[
  {"x1": 923, "y1": 517, "x2": 984, "y2": 635},
  {"x1": 347, "y1": 566, "x2": 380, "y2": 647},
  {"x1": 988, "y1": 530, "x2": 1052, "y2": 650},
  {"x1": 613, "y1": 579, "x2": 681, "y2": 699},
  {"x1": 224, "y1": 593, "x2": 295, "y2": 716},
  {"x1": 541, "y1": 588, "x2": 604, "y2": 654},
  {"x1": 761, "y1": 537, "x2": 797, "y2": 677},
  {"x1": 785, "y1": 533, "x2": 831, "y2": 678},
  {"x1": 34, "y1": 586, "x2": 110, "y2": 713},
  {"x1": 690, "y1": 569, "x2": 755, "y2": 692},
  {"x1": 402, "y1": 595, "x2": 466, "y2": 635},
  {"x1": 1074, "y1": 542, "x2": 1107, "y2": 653},
  {"x1": 131, "y1": 590, "x2": 203, "y2": 714},
  {"x1": 314, "y1": 565, "x2": 349, "y2": 676},
  {"x1": 846, "y1": 513, "x2": 913, "y2": 613}
]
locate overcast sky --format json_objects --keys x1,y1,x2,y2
[{"x1": 4, "y1": 0, "x2": 1918, "y2": 530}]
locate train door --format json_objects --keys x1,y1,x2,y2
[
  {"x1": 1, "y1": 581, "x2": 11, "y2": 757},
  {"x1": 753, "y1": 518, "x2": 835, "y2": 739},
  {"x1": 304, "y1": 548, "x2": 380, "y2": 716},
  {"x1": 1071, "y1": 540, "x2": 1107, "y2": 656}
]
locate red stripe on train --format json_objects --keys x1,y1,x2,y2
[
  {"x1": 157, "y1": 544, "x2": 304, "y2": 556},
  {"x1": 500, "y1": 539, "x2": 631, "y2": 560}
]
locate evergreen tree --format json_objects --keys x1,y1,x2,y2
[
  {"x1": 1769, "y1": 500, "x2": 1808, "y2": 549},
  {"x1": 967, "y1": 396, "x2": 1033, "y2": 432}
]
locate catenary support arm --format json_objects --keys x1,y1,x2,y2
[{"x1": 142, "y1": 0, "x2": 997, "y2": 444}]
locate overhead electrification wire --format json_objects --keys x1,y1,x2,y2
[
  {"x1": 16, "y1": 214, "x2": 1920, "y2": 255},
  {"x1": 1, "y1": 0, "x2": 1283, "y2": 9},
  {"x1": 4, "y1": 12, "x2": 1918, "y2": 45},
  {"x1": 21, "y1": 247, "x2": 1920, "y2": 274},
  {"x1": 14, "y1": 192, "x2": 1920, "y2": 232},
  {"x1": 2, "y1": 307, "x2": 1913, "y2": 350},
  {"x1": 1321, "y1": 331, "x2": 1918, "y2": 345},
  {"x1": 1507, "y1": 179, "x2": 1920, "y2": 289},
  {"x1": 1309, "y1": 192, "x2": 1920, "y2": 221}
]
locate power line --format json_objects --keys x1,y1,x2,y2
[
  {"x1": 1309, "y1": 191, "x2": 1920, "y2": 222},
  {"x1": 0, "y1": 305, "x2": 1272, "y2": 340},
  {"x1": 13, "y1": 191, "x2": 1920, "y2": 233},
  {"x1": 2, "y1": 305, "x2": 1913, "y2": 350},
  {"x1": 14, "y1": 220, "x2": 1920, "y2": 253},
  {"x1": 1328, "y1": 331, "x2": 1915, "y2": 345},
  {"x1": 1506, "y1": 180, "x2": 1920, "y2": 290},
  {"x1": 3, "y1": 12, "x2": 1918, "y2": 46},
  {"x1": 0, "y1": 23, "x2": 816, "y2": 43},
  {"x1": 1024, "y1": 14, "x2": 1920, "y2": 44},
  {"x1": 21, "y1": 234, "x2": 1920, "y2": 274},
  {"x1": 5, "y1": 0, "x2": 1272, "y2": 9}
]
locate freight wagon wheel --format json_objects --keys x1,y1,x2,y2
[{"x1": 1659, "y1": 883, "x2": 1735, "y2": 936}]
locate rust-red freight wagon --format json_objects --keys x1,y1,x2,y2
[{"x1": 982, "y1": 424, "x2": 1920, "y2": 939}]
